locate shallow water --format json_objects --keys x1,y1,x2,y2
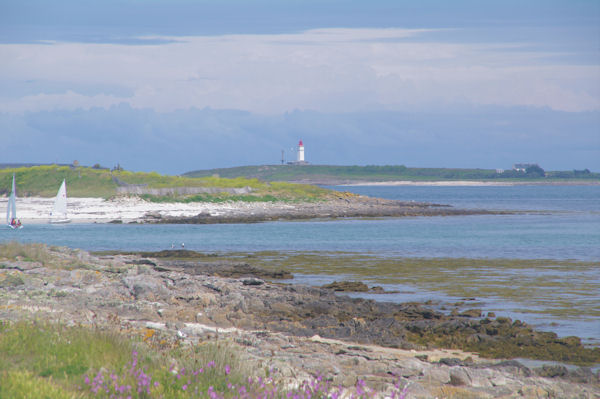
[
  {"x1": 1, "y1": 184, "x2": 599, "y2": 344},
  {"x1": 3, "y1": 212, "x2": 599, "y2": 260}
]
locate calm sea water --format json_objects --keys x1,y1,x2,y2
[
  {"x1": 3, "y1": 185, "x2": 598, "y2": 260},
  {"x1": 2, "y1": 184, "x2": 599, "y2": 344}
]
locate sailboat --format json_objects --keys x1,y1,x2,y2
[
  {"x1": 49, "y1": 179, "x2": 71, "y2": 224},
  {"x1": 6, "y1": 174, "x2": 23, "y2": 229}
]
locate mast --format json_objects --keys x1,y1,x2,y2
[{"x1": 6, "y1": 174, "x2": 16, "y2": 224}]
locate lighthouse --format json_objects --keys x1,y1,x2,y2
[
  {"x1": 285, "y1": 139, "x2": 309, "y2": 165},
  {"x1": 297, "y1": 140, "x2": 305, "y2": 163}
]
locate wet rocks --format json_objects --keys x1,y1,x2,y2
[
  {"x1": 242, "y1": 278, "x2": 264, "y2": 286},
  {"x1": 322, "y1": 281, "x2": 370, "y2": 292},
  {"x1": 189, "y1": 262, "x2": 293, "y2": 280},
  {"x1": 1, "y1": 248, "x2": 599, "y2": 399},
  {"x1": 459, "y1": 309, "x2": 482, "y2": 318},
  {"x1": 145, "y1": 196, "x2": 504, "y2": 225}
]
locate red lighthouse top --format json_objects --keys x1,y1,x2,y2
[{"x1": 299, "y1": 140, "x2": 303, "y2": 146}]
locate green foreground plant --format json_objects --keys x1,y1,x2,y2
[
  {"x1": 0, "y1": 321, "x2": 246, "y2": 399},
  {"x1": 0, "y1": 321, "x2": 410, "y2": 398}
]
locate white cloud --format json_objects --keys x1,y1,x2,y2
[{"x1": 0, "y1": 28, "x2": 598, "y2": 114}]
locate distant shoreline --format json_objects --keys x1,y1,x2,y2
[
  {"x1": 336, "y1": 180, "x2": 600, "y2": 187},
  {"x1": 3, "y1": 195, "x2": 504, "y2": 225}
]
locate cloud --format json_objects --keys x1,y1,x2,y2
[
  {"x1": 0, "y1": 28, "x2": 598, "y2": 114},
  {"x1": 1, "y1": 105, "x2": 598, "y2": 173}
]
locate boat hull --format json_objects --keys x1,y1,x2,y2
[{"x1": 49, "y1": 219, "x2": 71, "y2": 224}]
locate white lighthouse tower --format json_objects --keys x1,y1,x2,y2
[{"x1": 297, "y1": 139, "x2": 305, "y2": 163}]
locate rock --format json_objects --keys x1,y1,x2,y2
[
  {"x1": 122, "y1": 275, "x2": 170, "y2": 300},
  {"x1": 426, "y1": 367, "x2": 450, "y2": 384},
  {"x1": 489, "y1": 360, "x2": 531, "y2": 378},
  {"x1": 269, "y1": 302, "x2": 300, "y2": 319},
  {"x1": 144, "y1": 211, "x2": 162, "y2": 219},
  {"x1": 189, "y1": 263, "x2": 293, "y2": 280},
  {"x1": 449, "y1": 369, "x2": 470, "y2": 386},
  {"x1": 242, "y1": 278, "x2": 264, "y2": 286},
  {"x1": 203, "y1": 283, "x2": 222, "y2": 293},
  {"x1": 535, "y1": 365, "x2": 568, "y2": 378},
  {"x1": 126, "y1": 259, "x2": 157, "y2": 266},
  {"x1": 0, "y1": 273, "x2": 25, "y2": 288},
  {"x1": 459, "y1": 309, "x2": 482, "y2": 318},
  {"x1": 322, "y1": 281, "x2": 369, "y2": 292},
  {"x1": 439, "y1": 358, "x2": 463, "y2": 367},
  {"x1": 560, "y1": 336, "x2": 581, "y2": 346},
  {"x1": 145, "y1": 321, "x2": 166, "y2": 330},
  {"x1": 2, "y1": 246, "x2": 599, "y2": 399}
]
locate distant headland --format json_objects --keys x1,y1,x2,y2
[{"x1": 183, "y1": 164, "x2": 600, "y2": 185}]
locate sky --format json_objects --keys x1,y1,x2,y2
[{"x1": 1, "y1": 0, "x2": 599, "y2": 174}]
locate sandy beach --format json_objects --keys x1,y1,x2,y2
[
  {"x1": 2, "y1": 195, "x2": 499, "y2": 225},
  {"x1": 1, "y1": 196, "x2": 298, "y2": 224}
]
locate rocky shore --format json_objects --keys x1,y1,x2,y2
[
  {"x1": 145, "y1": 196, "x2": 503, "y2": 224},
  {"x1": 1, "y1": 246, "x2": 598, "y2": 398},
  {"x1": 2, "y1": 194, "x2": 506, "y2": 224}
]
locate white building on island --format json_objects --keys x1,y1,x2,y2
[
  {"x1": 297, "y1": 140, "x2": 305, "y2": 162},
  {"x1": 287, "y1": 139, "x2": 309, "y2": 165}
]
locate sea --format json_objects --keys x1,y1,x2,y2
[{"x1": 2, "y1": 184, "x2": 599, "y2": 347}]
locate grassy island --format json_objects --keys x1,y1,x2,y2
[
  {"x1": 0, "y1": 165, "x2": 333, "y2": 202},
  {"x1": 184, "y1": 164, "x2": 600, "y2": 184}
]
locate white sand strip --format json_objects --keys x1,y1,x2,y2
[{"x1": 0, "y1": 197, "x2": 293, "y2": 224}]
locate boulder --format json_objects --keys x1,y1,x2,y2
[{"x1": 322, "y1": 281, "x2": 369, "y2": 292}]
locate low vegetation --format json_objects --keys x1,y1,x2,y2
[
  {"x1": 0, "y1": 241, "x2": 93, "y2": 271},
  {"x1": 0, "y1": 321, "x2": 408, "y2": 398},
  {"x1": 0, "y1": 165, "x2": 333, "y2": 201},
  {"x1": 183, "y1": 164, "x2": 600, "y2": 183},
  {"x1": 0, "y1": 321, "x2": 244, "y2": 399}
]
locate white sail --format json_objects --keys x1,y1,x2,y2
[
  {"x1": 53, "y1": 180, "x2": 67, "y2": 215},
  {"x1": 50, "y1": 179, "x2": 70, "y2": 223},
  {"x1": 6, "y1": 174, "x2": 17, "y2": 225}
]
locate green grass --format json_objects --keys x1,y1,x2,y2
[
  {"x1": 0, "y1": 242, "x2": 53, "y2": 264},
  {"x1": 0, "y1": 165, "x2": 117, "y2": 197},
  {"x1": 0, "y1": 320, "x2": 392, "y2": 398},
  {"x1": 0, "y1": 321, "x2": 246, "y2": 399},
  {"x1": 0, "y1": 165, "x2": 335, "y2": 201},
  {"x1": 183, "y1": 164, "x2": 600, "y2": 182},
  {"x1": 141, "y1": 194, "x2": 282, "y2": 203}
]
